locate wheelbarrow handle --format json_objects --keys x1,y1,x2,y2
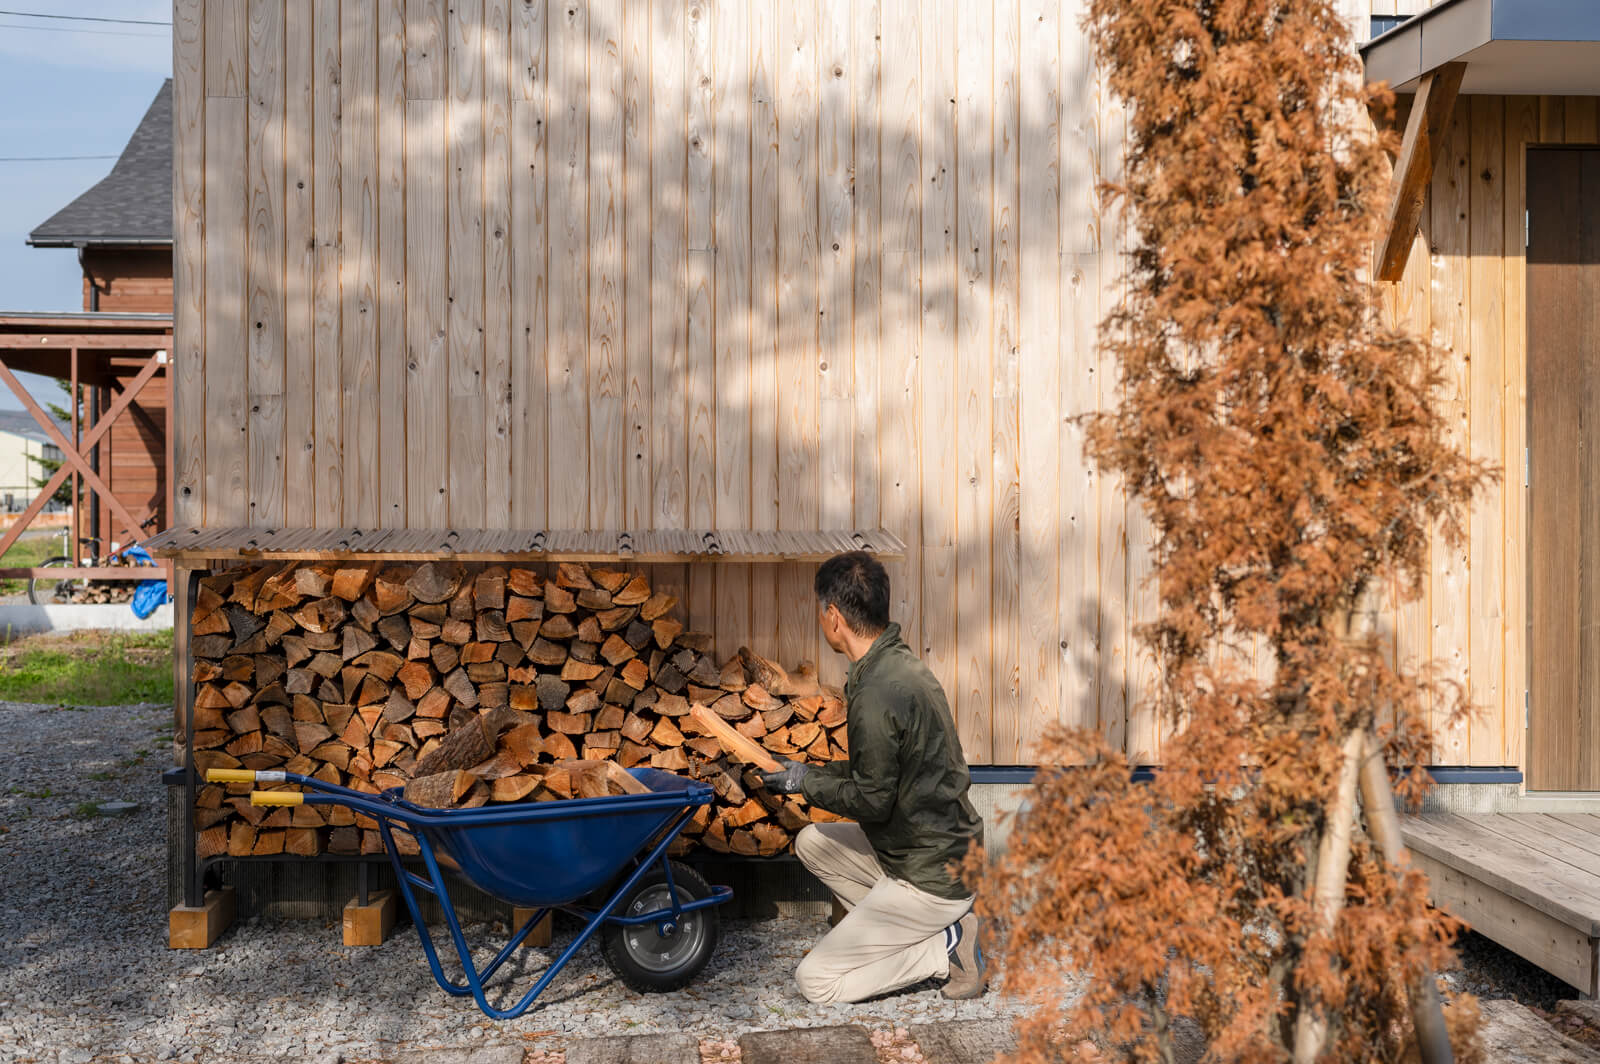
[{"x1": 249, "y1": 790, "x2": 304, "y2": 806}]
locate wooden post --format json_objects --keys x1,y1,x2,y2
[
  {"x1": 70, "y1": 347, "x2": 78, "y2": 556},
  {"x1": 512, "y1": 906, "x2": 554, "y2": 948},
  {"x1": 169, "y1": 886, "x2": 236, "y2": 949},
  {"x1": 342, "y1": 890, "x2": 398, "y2": 946}
]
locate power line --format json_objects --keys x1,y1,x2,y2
[
  {"x1": 0, "y1": 9, "x2": 170, "y2": 26},
  {"x1": 0, "y1": 21, "x2": 167, "y2": 38},
  {"x1": 0, "y1": 154, "x2": 118, "y2": 162}
]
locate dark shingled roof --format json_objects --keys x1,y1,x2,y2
[{"x1": 28, "y1": 80, "x2": 172, "y2": 248}]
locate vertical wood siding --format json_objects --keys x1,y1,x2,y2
[{"x1": 174, "y1": 0, "x2": 1532, "y2": 768}]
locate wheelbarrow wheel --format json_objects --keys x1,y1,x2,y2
[{"x1": 600, "y1": 861, "x2": 720, "y2": 993}]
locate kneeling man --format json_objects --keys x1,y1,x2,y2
[{"x1": 758, "y1": 551, "x2": 986, "y2": 1003}]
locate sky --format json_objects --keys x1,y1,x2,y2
[{"x1": 0, "y1": 3, "x2": 172, "y2": 411}]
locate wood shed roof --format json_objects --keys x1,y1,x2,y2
[{"x1": 144, "y1": 526, "x2": 907, "y2": 564}]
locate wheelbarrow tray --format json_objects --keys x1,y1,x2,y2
[{"x1": 381, "y1": 766, "x2": 711, "y2": 907}]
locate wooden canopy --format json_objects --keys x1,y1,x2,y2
[{"x1": 145, "y1": 526, "x2": 907, "y2": 564}]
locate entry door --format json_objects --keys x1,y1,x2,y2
[{"x1": 1529, "y1": 147, "x2": 1600, "y2": 791}]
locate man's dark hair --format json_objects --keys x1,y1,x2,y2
[{"x1": 814, "y1": 551, "x2": 890, "y2": 636}]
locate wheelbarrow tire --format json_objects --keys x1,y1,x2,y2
[{"x1": 600, "y1": 861, "x2": 721, "y2": 993}]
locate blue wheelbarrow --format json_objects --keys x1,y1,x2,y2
[{"x1": 204, "y1": 766, "x2": 733, "y2": 1019}]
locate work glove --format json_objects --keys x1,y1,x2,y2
[{"x1": 757, "y1": 757, "x2": 809, "y2": 794}]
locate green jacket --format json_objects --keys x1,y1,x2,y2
[{"x1": 800, "y1": 624, "x2": 984, "y2": 900}]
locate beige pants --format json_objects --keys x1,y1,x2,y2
[{"x1": 792, "y1": 822, "x2": 974, "y2": 1004}]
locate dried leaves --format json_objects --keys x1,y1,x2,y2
[{"x1": 972, "y1": 2, "x2": 1489, "y2": 1060}]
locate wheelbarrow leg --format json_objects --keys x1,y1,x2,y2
[{"x1": 382, "y1": 806, "x2": 700, "y2": 1020}]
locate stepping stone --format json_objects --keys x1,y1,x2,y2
[
  {"x1": 394, "y1": 1046, "x2": 523, "y2": 1064},
  {"x1": 740, "y1": 1024, "x2": 877, "y2": 1064},
  {"x1": 565, "y1": 1031, "x2": 701, "y2": 1064},
  {"x1": 909, "y1": 1019, "x2": 1017, "y2": 1064},
  {"x1": 1479, "y1": 999, "x2": 1595, "y2": 1064}
]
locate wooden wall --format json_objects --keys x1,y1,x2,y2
[
  {"x1": 80, "y1": 248, "x2": 172, "y2": 539},
  {"x1": 172, "y1": 0, "x2": 1543, "y2": 768}
]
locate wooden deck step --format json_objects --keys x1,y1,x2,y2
[{"x1": 1401, "y1": 812, "x2": 1600, "y2": 996}]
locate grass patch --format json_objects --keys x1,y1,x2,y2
[
  {"x1": 0, "y1": 628, "x2": 172, "y2": 704},
  {"x1": 0, "y1": 534, "x2": 65, "y2": 596}
]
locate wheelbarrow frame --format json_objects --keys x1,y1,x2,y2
[{"x1": 207, "y1": 767, "x2": 733, "y2": 1019}]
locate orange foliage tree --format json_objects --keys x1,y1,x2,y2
[{"x1": 973, "y1": 2, "x2": 1491, "y2": 1060}]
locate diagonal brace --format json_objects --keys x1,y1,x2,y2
[
  {"x1": 0, "y1": 352, "x2": 165, "y2": 560},
  {"x1": 1374, "y1": 62, "x2": 1466, "y2": 283}
]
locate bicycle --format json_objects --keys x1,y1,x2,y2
[{"x1": 29, "y1": 513, "x2": 162, "y2": 606}]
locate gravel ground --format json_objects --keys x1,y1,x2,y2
[{"x1": 0, "y1": 701, "x2": 1036, "y2": 1064}]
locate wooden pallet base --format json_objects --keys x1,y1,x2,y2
[
  {"x1": 342, "y1": 890, "x2": 398, "y2": 946},
  {"x1": 169, "y1": 887, "x2": 236, "y2": 949},
  {"x1": 512, "y1": 906, "x2": 554, "y2": 948}
]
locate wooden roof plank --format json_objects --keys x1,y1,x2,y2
[{"x1": 144, "y1": 525, "x2": 904, "y2": 562}]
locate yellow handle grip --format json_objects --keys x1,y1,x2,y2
[
  {"x1": 206, "y1": 768, "x2": 257, "y2": 783},
  {"x1": 250, "y1": 790, "x2": 304, "y2": 806}
]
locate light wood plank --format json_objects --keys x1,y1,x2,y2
[
  {"x1": 621, "y1": 0, "x2": 651, "y2": 531},
  {"x1": 990, "y1": 0, "x2": 1021, "y2": 761},
  {"x1": 546, "y1": 0, "x2": 589, "y2": 528},
  {"x1": 1060, "y1": 0, "x2": 1099, "y2": 745},
  {"x1": 1393, "y1": 188, "x2": 1433, "y2": 746},
  {"x1": 590, "y1": 0, "x2": 625, "y2": 530},
  {"x1": 850, "y1": 0, "x2": 881, "y2": 538},
  {"x1": 203, "y1": 97, "x2": 249, "y2": 525},
  {"x1": 747, "y1": 0, "x2": 781, "y2": 658},
  {"x1": 919, "y1": 0, "x2": 959, "y2": 718},
  {"x1": 1429, "y1": 100, "x2": 1471, "y2": 764},
  {"x1": 283, "y1": 0, "x2": 316, "y2": 526},
  {"x1": 1502, "y1": 95, "x2": 1538, "y2": 772},
  {"x1": 173, "y1": 0, "x2": 207, "y2": 525},
  {"x1": 777, "y1": 0, "x2": 819, "y2": 672},
  {"x1": 511, "y1": 4, "x2": 549, "y2": 528},
  {"x1": 377, "y1": 0, "x2": 408, "y2": 526},
  {"x1": 1403, "y1": 814, "x2": 1600, "y2": 930},
  {"x1": 206, "y1": 0, "x2": 246, "y2": 98},
  {"x1": 447, "y1": 0, "x2": 488, "y2": 528},
  {"x1": 312, "y1": 0, "x2": 343, "y2": 526},
  {"x1": 406, "y1": 0, "x2": 445, "y2": 99},
  {"x1": 713, "y1": 0, "x2": 753, "y2": 657},
  {"x1": 1016, "y1": 0, "x2": 1060, "y2": 762},
  {"x1": 1410, "y1": 849, "x2": 1595, "y2": 996},
  {"x1": 686, "y1": 0, "x2": 717, "y2": 632},
  {"x1": 815, "y1": 0, "x2": 852, "y2": 687},
  {"x1": 1093, "y1": 42, "x2": 1127, "y2": 754},
  {"x1": 342, "y1": 0, "x2": 380, "y2": 527},
  {"x1": 647, "y1": 0, "x2": 690, "y2": 628},
  {"x1": 1468, "y1": 96, "x2": 1505, "y2": 766},
  {"x1": 247, "y1": 0, "x2": 286, "y2": 528},
  {"x1": 483, "y1": 0, "x2": 514, "y2": 528},
  {"x1": 405, "y1": 99, "x2": 449, "y2": 526},
  {"x1": 954, "y1": 0, "x2": 995, "y2": 761},
  {"x1": 1479, "y1": 815, "x2": 1600, "y2": 880},
  {"x1": 879, "y1": 0, "x2": 920, "y2": 658}
]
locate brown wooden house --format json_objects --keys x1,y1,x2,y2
[{"x1": 24, "y1": 79, "x2": 173, "y2": 546}]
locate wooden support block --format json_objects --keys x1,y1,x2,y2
[
  {"x1": 342, "y1": 889, "x2": 398, "y2": 946},
  {"x1": 168, "y1": 887, "x2": 237, "y2": 949},
  {"x1": 512, "y1": 906, "x2": 554, "y2": 948}
]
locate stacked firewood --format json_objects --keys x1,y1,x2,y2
[{"x1": 188, "y1": 560, "x2": 848, "y2": 861}]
